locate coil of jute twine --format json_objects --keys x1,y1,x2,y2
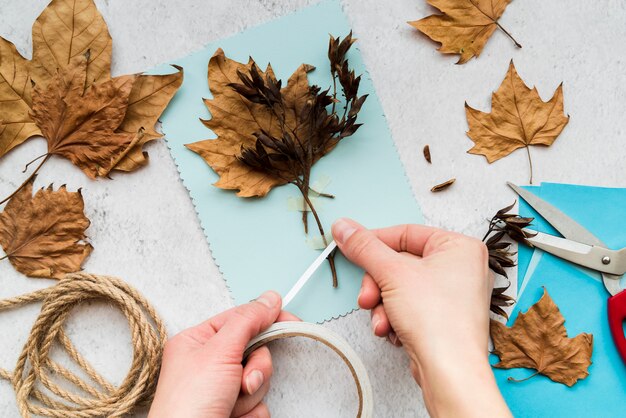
[
  {"x1": 0, "y1": 272, "x2": 167, "y2": 418},
  {"x1": 244, "y1": 321, "x2": 374, "y2": 418}
]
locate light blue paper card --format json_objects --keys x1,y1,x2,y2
[
  {"x1": 157, "y1": 0, "x2": 422, "y2": 322},
  {"x1": 492, "y1": 254, "x2": 626, "y2": 417}
]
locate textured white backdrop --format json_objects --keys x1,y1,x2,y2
[{"x1": 0, "y1": 0, "x2": 625, "y2": 417}]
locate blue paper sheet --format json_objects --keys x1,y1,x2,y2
[
  {"x1": 498, "y1": 183, "x2": 626, "y2": 416},
  {"x1": 157, "y1": 0, "x2": 422, "y2": 322}
]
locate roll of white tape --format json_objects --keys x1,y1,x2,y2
[{"x1": 244, "y1": 321, "x2": 373, "y2": 418}]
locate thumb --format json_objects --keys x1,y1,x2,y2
[
  {"x1": 332, "y1": 218, "x2": 401, "y2": 280},
  {"x1": 212, "y1": 291, "x2": 282, "y2": 354}
]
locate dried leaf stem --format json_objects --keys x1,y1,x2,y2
[
  {"x1": 22, "y1": 153, "x2": 48, "y2": 173},
  {"x1": 0, "y1": 154, "x2": 51, "y2": 205},
  {"x1": 507, "y1": 371, "x2": 539, "y2": 383},
  {"x1": 297, "y1": 182, "x2": 338, "y2": 286},
  {"x1": 526, "y1": 146, "x2": 534, "y2": 184},
  {"x1": 494, "y1": 21, "x2": 522, "y2": 48}
]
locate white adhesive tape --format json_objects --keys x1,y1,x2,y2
[
  {"x1": 305, "y1": 233, "x2": 333, "y2": 249},
  {"x1": 244, "y1": 321, "x2": 374, "y2": 418}
]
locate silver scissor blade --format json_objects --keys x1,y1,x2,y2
[
  {"x1": 507, "y1": 182, "x2": 605, "y2": 247},
  {"x1": 283, "y1": 241, "x2": 337, "y2": 308},
  {"x1": 526, "y1": 230, "x2": 626, "y2": 276}
]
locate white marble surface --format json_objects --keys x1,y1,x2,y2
[{"x1": 1, "y1": 0, "x2": 625, "y2": 416}]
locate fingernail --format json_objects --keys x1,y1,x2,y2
[
  {"x1": 256, "y1": 291, "x2": 280, "y2": 308},
  {"x1": 333, "y1": 218, "x2": 357, "y2": 245},
  {"x1": 371, "y1": 313, "x2": 381, "y2": 334},
  {"x1": 245, "y1": 369, "x2": 264, "y2": 395},
  {"x1": 357, "y1": 287, "x2": 364, "y2": 304},
  {"x1": 389, "y1": 331, "x2": 399, "y2": 346}
]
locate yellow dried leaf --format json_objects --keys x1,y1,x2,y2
[
  {"x1": 186, "y1": 49, "x2": 313, "y2": 197},
  {"x1": 0, "y1": 38, "x2": 41, "y2": 158},
  {"x1": 465, "y1": 61, "x2": 569, "y2": 183},
  {"x1": 31, "y1": 55, "x2": 136, "y2": 179},
  {"x1": 114, "y1": 66, "x2": 184, "y2": 172},
  {"x1": 409, "y1": 0, "x2": 519, "y2": 64},
  {"x1": 490, "y1": 288, "x2": 593, "y2": 387},
  {"x1": 0, "y1": 178, "x2": 92, "y2": 279},
  {"x1": 31, "y1": 0, "x2": 112, "y2": 88}
]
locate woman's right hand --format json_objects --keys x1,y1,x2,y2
[{"x1": 331, "y1": 218, "x2": 511, "y2": 418}]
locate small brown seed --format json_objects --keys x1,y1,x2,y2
[
  {"x1": 423, "y1": 145, "x2": 432, "y2": 164},
  {"x1": 430, "y1": 178, "x2": 455, "y2": 192}
]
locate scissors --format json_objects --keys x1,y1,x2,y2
[{"x1": 508, "y1": 182, "x2": 626, "y2": 363}]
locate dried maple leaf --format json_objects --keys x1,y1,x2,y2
[
  {"x1": 466, "y1": 61, "x2": 569, "y2": 183},
  {"x1": 0, "y1": 0, "x2": 183, "y2": 202},
  {"x1": 409, "y1": 0, "x2": 521, "y2": 64},
  {"x1": 490, "y1": 288, "x2": 593, "y2": 386},
  {"x1": 0, "y1": 0, "x2": 109, "y2": 160},
  {"x1": 0, "y1": 38, "x2": 41, "y2": 158},
  {"x1": 31, "y1": 54, "x2": 137, "y2": 179},
  {"x1": 186, "y1": 49, "x2": 313, "y2": 197},
  {"x1": 0, "y1": 177, "x2": 93, "y2": 279}
]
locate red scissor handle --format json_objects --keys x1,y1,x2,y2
[{"x1": 608, "y1": 290, "x2": 626, "y2": 364}]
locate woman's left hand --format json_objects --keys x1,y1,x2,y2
[{"x1": 149, "y1": 291, "x2": 296, "y2": 418}]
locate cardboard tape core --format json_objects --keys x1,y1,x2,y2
[{"x1": 244, "y1": 321, "x2": 373, "y2": 418}]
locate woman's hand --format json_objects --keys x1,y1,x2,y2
[
  {"x1": 332, "y1": 219, "x2": 511, "y2": 418},
  {"x1": 149, "y1": 291, "x2": 296, "y2": 418}
]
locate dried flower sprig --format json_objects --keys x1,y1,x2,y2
[
  {"x1": 231, "y1": 33, "x2": 367, "y2": 287},
  {"x1": 483, "y1": 202, "x2": 535, "y2": 318}
]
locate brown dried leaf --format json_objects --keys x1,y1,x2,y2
[
  {"x1": 31, "y1": 0, "x2": 112, "y2": 88},
  {"x1": 31, "y1": 54, "x2": 136, "y2": 179},
  {"x1": 466, "y1": 61, "x2": 569, "y2": 182},
  {"x1": 423, "y1": 145, "x2": 431, "y2": 163},
  {"x1": 0, "y1": 177, "x2": 92, "y2": 278},
  {"x1": 0, "y1": 38, "x2": 41, "y2": 158},
  {"x1": 186, "y1": 49, "x2": 314, "y2": 197},
  {"x1": 490, "y1": 288, "x2": 593, "y2": 386},
  {"x1": 409, "y1": 0, "x2": 518, "y2": 64},
  {"x1": 114, "y1": 66, "x2": 184, "y2": 172},
  {"x1": 430, "y1": 178, "x2": 455, "y2": 192},
  {"x1": 0, "y1": 0, "x2": 183, "y2": 176}
]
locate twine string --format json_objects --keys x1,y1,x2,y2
[{"x1": 0, "y1": 272, "x2": 167, "y2": 418}]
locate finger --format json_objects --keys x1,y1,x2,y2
[
  {"x1": 195, "y1": 291, "x2": 281, "y2": 353},
  {"x1": 332, "y1": 218, "x2": 403, "y2": 278},
  {"x1": 371, "y1": 303, "x2": 391, "y2": 337},
  {"x1": 231, "y1": 381, "x2": 271, "y2": 417},
  {"x1": 242, "y1": 346, "x2": 273, "y2": 395},
  {"x1": 387, "y1": 330, "x2": 402, "y2": 347},
  {"x1": 371, "y1": 224, "x2": 445, "y2": 257},
  {"x1": 277, "y1": 310, "x2": 300, "y2": 322},
  {"x1": 233, "y1": 401, "x2": 270, "y2": 418},
  {"x1": 358, "y1": 273, "x2": 381, "y2": 309}
]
